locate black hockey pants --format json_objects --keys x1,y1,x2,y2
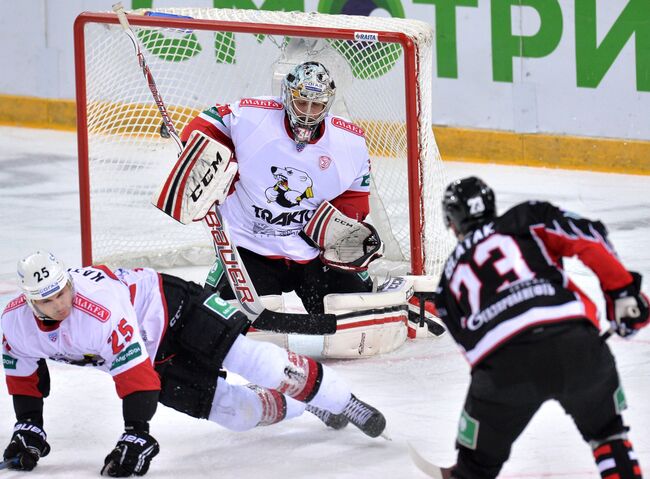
[
  {"x1": 452, "y1": 321, "x2": 627, "y2": 479},
  {"x1": 210, "y1": 246, "x2": 373, "y2": 314}
]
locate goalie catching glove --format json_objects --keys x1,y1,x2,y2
[
  {"x1": 604, "y1": 271, "x2": 650, "y2": 338},
  {"x1": 301, "y1": 201, "x2": 384, "y2": 272}
]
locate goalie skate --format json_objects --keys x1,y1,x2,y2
[{"x1": 341, "y1": 395, "x2": 386, "y2": 438}]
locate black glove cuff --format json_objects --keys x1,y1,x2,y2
[
  {"x1": 124, "y1": 421, "x2": 149, "y2": 433},
  {"x1": 607, "y1": 271, "x2": 642, "y2": 298}
]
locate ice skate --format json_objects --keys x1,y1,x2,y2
[
  {"x1": 305, "y1": 405, "x2": 349, "y2": 430},
  {"x1": 341, "y1": 395, "x2": 386, "y2": 438}
]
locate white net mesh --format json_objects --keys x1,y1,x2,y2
[{"x1": 78, "y1": 8, "x2": 454, "y2": 278}]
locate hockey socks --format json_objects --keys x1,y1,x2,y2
[{"x1": 593, "y1": 439, "x2": 642, "y2": 479}]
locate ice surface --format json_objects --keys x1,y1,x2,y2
[{"x1": 0, "y1": 126, "x2": 648, "y2": 478}]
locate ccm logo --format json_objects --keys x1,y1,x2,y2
[{"x1": 190, "y1": 152, "x2": 225, "y2": 202}]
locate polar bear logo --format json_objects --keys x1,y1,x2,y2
[{"x1": 265, "y1": 166, "x2": 314, "y2": 207}]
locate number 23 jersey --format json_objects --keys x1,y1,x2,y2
[{"x1": 434, "y1": 200, "x2": 633, "y2": 367}]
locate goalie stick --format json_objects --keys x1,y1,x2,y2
[{"x1": 112, "y1": 3, "x2": 337, "y2": 333}]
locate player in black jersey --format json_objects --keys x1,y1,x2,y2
[{"x1": 433, "y1": 176, "x2": 648, "y2": 479}]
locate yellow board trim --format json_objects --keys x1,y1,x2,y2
[{"x1": 1, "y1": 94, "x2": 648, "y2": 175}]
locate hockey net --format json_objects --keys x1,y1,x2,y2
[{"x1": 74, "y1": 8, "x2": 454, "y2": 278}]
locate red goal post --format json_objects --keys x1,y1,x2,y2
[{"x1": 74, "y1": 8, "x2": 452, "y2": 277}]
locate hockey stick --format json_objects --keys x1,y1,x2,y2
[
  {"x1": 407, "y1": 442, "x2": 450, "y2": 479},
  {"x1": 0, "y1": 458, "x2": 19, "y2": 470},
  {"x1": 112, "y1": 3, "x2": 336, "y2": 333}
]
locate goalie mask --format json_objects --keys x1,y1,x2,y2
[
  {"x1": 282, "y1": 61, "x2": 336, "y2": 144},
  {"x1": 442, "y1": 176, "x2": 496, "y2": 237},
  {"x1": 17, "y1": 250, "x2": 74, "y2": 320}
]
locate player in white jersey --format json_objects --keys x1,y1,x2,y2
[
  {"x1": 180, "y1": 61, "x2": 384, "y2": 332},
  {"x1": 1, "y1": 251, "x2": 387, "y2": 476}
]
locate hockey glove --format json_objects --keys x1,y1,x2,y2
[
  {"x1": 3, "y1": 421, "x2": 51, "y2": 471},
  {"x1": 605, "y1": 271, "x2": 650, "y2": 338},
  {"x1": 301, "y1": 201, "x2": 384, "y2": 272},
  {"x1": 101, "y1": 424, "x2": 159, "y2": 477}
]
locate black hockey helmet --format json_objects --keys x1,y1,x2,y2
[{"x1": 442, "y1": 176, "x2": 496, "y2": 236}]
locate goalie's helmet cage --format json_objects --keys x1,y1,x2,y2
[
  {"x1": 17, "y1": 251, "x2": 73, "y2": 319},
  {"x1": 442, "y1": 176, "x2": 496, "y2": 237},
  {"x1": 282, "y1": 61, "x2": 336, "y2": 143},
  {"x1": 74, "y1": 8, "x2": 456, "y2": 278}
]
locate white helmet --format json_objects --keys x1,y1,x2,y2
[
  {"x1": 17, "y1": 251, "x2": 72, "y2": 318},
  {"x1": 282, "y1": 61, "x2": 336, "y2": 144}
]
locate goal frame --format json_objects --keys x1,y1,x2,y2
[{"x1": 73, "y1": 11, "x2": 426, "y2": 274}]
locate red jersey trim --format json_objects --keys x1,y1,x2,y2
[
  {"x1": 113, "y1": 360, "x2": 161, "y2": 399},
  {"x1": 6, "y1": 371, "x2": 42, "y2": 398},
  {"x1": 93, "y1": 264, "x2": 119, "y2": 281},
  {"x1": 3, "y1": 295, "x2": 26, "y2": 315}
]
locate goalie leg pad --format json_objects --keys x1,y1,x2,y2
[{"x1": 321, "y1": 276, "x2": 413, "y2": 358}]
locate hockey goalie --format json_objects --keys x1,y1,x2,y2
[{"x1": 152, "y1": 61, "x2": 445, "y2": 358}]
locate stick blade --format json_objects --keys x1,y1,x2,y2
[{"x1": 407, "y1": 442, "x2": 449, "y2": 479}]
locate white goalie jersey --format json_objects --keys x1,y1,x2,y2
[
  {"x1": 180, "y1": 96, "x2": 372, "y2": 261},
  {"x1": 1, "y1": 266, "x2": 163, "y2": 399}
]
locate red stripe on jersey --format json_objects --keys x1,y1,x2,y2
[
  {"x1": 6, "y1": 371, "x2": 42, "y2": 398},
  {"x1": 129, "y1": 284, "x2": 137, "y2": 305},
  {"x1": 566, "y1": 278, "x2": 599, "y2": 327},
  {"x1": 181, "y1": 116, "x2": 235, "y2": 151},
  {"x1": 93, "y1": 264, "x2": 119, "y2": 281},
  {"x1": 532, "y1": 225, "x2": 632, "y2": 291},
  {"x1": 603, "y1": 474, "x2": 620, "y2": 479},
  {"x1": 157, "y1": 273, "x2": 169, "y2": 354},
  {"x1": 2, "y1": 295, "x2": 26, "y2": 315},
  {"x1": 331, "y1": 190, "x2": 370, "y2": 221},
  {"x1": 113, "y1": 359, "x2": 161, "y2": 399}
]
